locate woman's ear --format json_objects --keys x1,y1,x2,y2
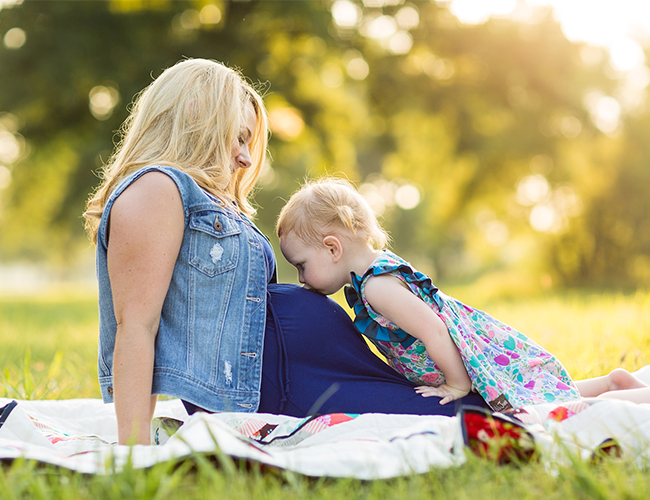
[{"x1": 322, "y1": 235, "x2": 343, "y2": 263}]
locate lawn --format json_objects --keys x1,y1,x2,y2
[{"x1": 1, "y1": 288, "x2": 649, "y2": 499}]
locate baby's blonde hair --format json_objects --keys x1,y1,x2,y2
[
  {"x1": 277, "y1": 177, "x2": 389, "y2": 249},
  {"x1": 84, "y1": 58, "x2": 268, "y2": 243}
]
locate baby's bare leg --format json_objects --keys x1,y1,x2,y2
[
  {"x1": 607, "y1": 368, "x2": 647, "y2": 390},
  {"x1": 575, "y1": 368, "x2": 647, "y2": 397},
  {"x1": 597, "y1": 387, "x2": 650, "y2": 404}
]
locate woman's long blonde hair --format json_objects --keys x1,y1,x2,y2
[{"x1": 84, "y1": 58, "x2": 268, "y2": 243}]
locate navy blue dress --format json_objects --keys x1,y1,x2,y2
[{"x1": 258, "y1": 283, "x2": 488, "y2": 416}]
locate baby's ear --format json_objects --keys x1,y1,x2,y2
[{"x1": 322, "y1": 235, "x2": 343, "y2": 262}]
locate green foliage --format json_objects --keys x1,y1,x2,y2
[{"x1": 1, "y1": 0, "x2": 649, "y2": 287}]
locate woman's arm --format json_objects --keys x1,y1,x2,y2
[
  {"x1": 107, "y1": 172, "x2": 184, "y2": 445},
  {"x1": 363, "y1": 275, "x2": 471, "y2": 404}
]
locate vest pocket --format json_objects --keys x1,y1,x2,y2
[{"x1": 189, "y1": 212, "x2": 240, "y2": 277}]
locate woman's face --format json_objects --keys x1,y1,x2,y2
[{"x1": 230, "y1": 101, "x2": 257, "y2": 173}]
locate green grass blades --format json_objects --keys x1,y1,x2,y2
[
  {"x1": 0, "y1": 455, "x2": 649, "y2": 500},
  {"x1": 0, "y1": 294, "x2": 98, "y2": 400}
]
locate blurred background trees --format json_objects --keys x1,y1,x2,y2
[{"x1": 1, "y1": 0, "x2": 649, "y2": 290}]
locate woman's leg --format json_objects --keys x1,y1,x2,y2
[{"x1": 259, "y1": 284, "x2": 489, "y2": 417}]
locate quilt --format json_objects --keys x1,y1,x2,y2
[{"x1": 1, "y1": 366, "x2": 649, "y2": 478}]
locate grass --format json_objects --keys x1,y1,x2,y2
[
  {"x1": 1, "y1": 288, "x2": 649, "y2": 499},
  {"x1": 0, "y1": 292, "x2": 99, "y2": 400}
]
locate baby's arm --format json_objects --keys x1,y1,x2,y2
[{"x1": 363, "y1": 275, "x2": 472, "y2": 404}]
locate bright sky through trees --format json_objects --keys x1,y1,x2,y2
[{"x1": 447, "y1": 0, "x2": 650, "y2": 71}]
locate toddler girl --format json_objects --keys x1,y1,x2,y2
[{"x1": 276, "y1": 178, "x2": 647, "y2": 410}]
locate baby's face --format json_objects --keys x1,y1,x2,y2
[{"x1": 279, "y1": 232, "x2": 345, "y2": 296}]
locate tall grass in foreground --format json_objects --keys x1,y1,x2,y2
[
  {"x1": 0, "y1": 289, "x2": 649, "y2": 499},
  {"x1": 1, "y1": 448, "x2": 649, "y2": 500}
]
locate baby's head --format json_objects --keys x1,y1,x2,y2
[
  {"x1": 276, "y1": 177, "x2": 389, "y2": 294},
  {"x1": 277, "y1": 177, "x2": 388, "y2": 250}
]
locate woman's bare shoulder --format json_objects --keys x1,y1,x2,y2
[
  {"x1": 112, "y1": 171, "x2": 180, "y2": 215},
  {"x1": 118, "y1": 171, "x2": 179, "y2": 203},
  {"x1": 109, "y1": 171, "x2": 184, "y2": 238}
]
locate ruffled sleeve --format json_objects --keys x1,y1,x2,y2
[{"x1": 344, "y1": 251, "x2": 443, "y2": 348}]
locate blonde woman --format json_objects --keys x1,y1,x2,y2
[{"x1": 85, "y1": 58, "x2": 489, "y2": 446}]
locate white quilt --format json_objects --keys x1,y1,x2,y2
[{"x1": 1, "y1": 366, "x2": 649, "y2": 478}]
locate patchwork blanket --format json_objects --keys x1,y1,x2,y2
[{"x1": 1, "y1": 366, "x2": 649, "y2": 478}]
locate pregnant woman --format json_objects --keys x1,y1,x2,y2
[{"x1": 83, "y1": 58, "x2": 488, "y2": 445}]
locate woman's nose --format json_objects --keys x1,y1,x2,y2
[{"x1": 236, "y1": 145, "x2": 252, "y2": 169}]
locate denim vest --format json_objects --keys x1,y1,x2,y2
[{"x1": 96, "y1": 165, "x2": 271, "y2": 412}]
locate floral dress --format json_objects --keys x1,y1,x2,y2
[{"x1": 344, "y1": 250, "x2": 580, "y2": 411}]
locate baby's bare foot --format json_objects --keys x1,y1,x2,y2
[{"x1": 607, "y1": 368, "x2": 647, "y2": 391}]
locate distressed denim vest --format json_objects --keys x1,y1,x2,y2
[{"x1": 96, "y1": 166, "x2": 270, "y2": 412}]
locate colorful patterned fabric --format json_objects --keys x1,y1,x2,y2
[
  {"x1": 345, "y1": 250, "x2": 581, "y2": 411},
  {"x1": 226, "y1": 413, "x2": 358, "y2": 448}
]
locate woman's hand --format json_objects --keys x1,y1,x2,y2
[
  {"x1": 108, "y1": 171, "x2": 184, "y2": 445},
  {"x1": 415, "y1": 384, "x2": 470, "y2": 405}
]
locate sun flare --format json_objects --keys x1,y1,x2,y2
[{"x1": 447, "y1": 0, "x2": 650, "y2": 71}]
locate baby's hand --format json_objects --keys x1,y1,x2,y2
[{"x1": 415, "y1": 384, "x2": 469, "y2": 405}]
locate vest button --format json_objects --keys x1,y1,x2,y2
[
  {"x1": 107, "y1": 386, "x2": 114, "y2": 396},
  {"x1": 214, "y1": 219, "x2": 223, "y2": 231}
]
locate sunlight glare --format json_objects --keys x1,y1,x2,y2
[
  {"x1": 332, "y1": 0, "x2": 362, "y2": 28},
  {"x1": 395, "y1": 6, "x2": 419, "y2": 30},
  {"x1": 3, "y1": 27, "x2": 26, "y2": 49},
  {"x1": 394, "y1": 184, "x2": 421, "y2": 210},
  {"x1": 363, "y1": 0, "x2": 405, "y2": 6},
  {"x1": 616, "y1": 66, "x2": 650, "y2": 111},
  {"x1": 359, "y1": 183, "x2": 387, "y2": 215},
  {"x1": 516, "y1": 175, "x2": 550, "y2": 206},
  {"x1": 445, "y1": 0, "x2": 650, "y2": 61},
  {"x1": 388, "y1": 31, "x2": 413, "y2": 54},
  {"x1": 362, "y1": 15, "x2": 398, "y2": 40},
  {"x1": 450, "y1": 0, "x2": 517, "y2": 25},
  {"x1": 423, "y1": 56, "x2": 455, "y2": 80},
  {"x1": 484, "y1": 220, "x2": 509, "y2": 246},
  {"x1": 180, "y1": 9, "x2": 201, "y2": 30},
  {"x1": 593, "y1": 97, "x2": 621, "y2": 134},
  {"x1": 535, "y1": 0, "x2": 650, "y2": 51},
  {"x1": 269, "y1": 107, "x2": 305, "y2": 141},
  {"x1": 199, "y1": 5, "x2": 222, "y2": 25},
  {"x1": 0, "y1": 131, "x2": 20, "y2": 164},
  {"x1": 529, "y1": 204, "x2": 558, "y2": 232},
  {"x1": 0, "y1": 0, "x2": 22, "y2": 9},
  {"x1": 0, "y1": 165, "x2": 11, "y2": 189},
  {"x1": 449, "y1": 0, "x2": 491, "y2": 25},
  {"x1": 346, "y1": 57, "x2": 370, "y2": 80},
  {"x1": 489, "y1": 0, "x2": 518, "y2": 17},
  {"x1": 609, "y1": 38, "x2": 645, "y2": 72},
  {"x1": 321, "y1": 64, "x2": 344, "y2": 88},
  {"x1": 550, "y1": 1, "x2": 622, "y2": 46},
  {"x1": 89, "y1": 85, "x2": 120, "y2": 121},
  {"x1": 584, "y1": 91, "x2": 622, "y2": 134}
]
